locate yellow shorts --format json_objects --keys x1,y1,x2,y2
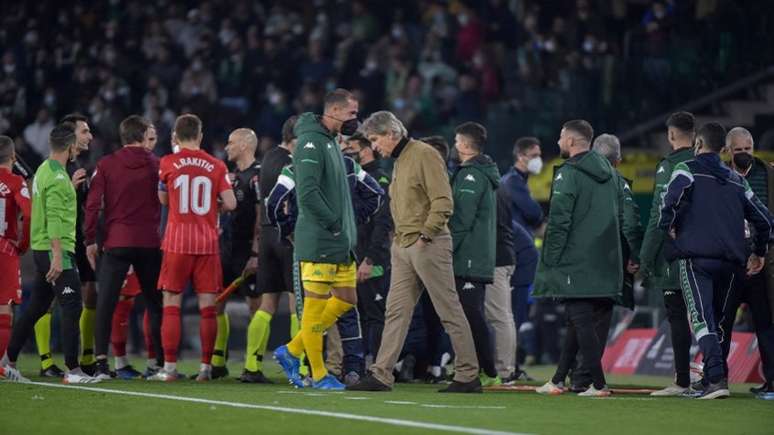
[{"x1": 300, "y1": 261, "x2": 357, "y2": 294}]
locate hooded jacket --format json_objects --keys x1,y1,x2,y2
[
  {"x1": 658, "y1": 153, "x2": 772, "y2": 265},
  {"x1": 533, "y1": 151, "x2": 624, "y2": 299},
  {"x1": 291, "y1": 112, "x2": 357, "y2": 264},
  {"x1": 85, "y1": 146, "x2": 161, "y2": 249},
  {"x1": 639, "y1": 147, "x2": 693, "y2": 290},
  {"x1": 449, "y1": 154, "x2": 500, "y2": 283}
]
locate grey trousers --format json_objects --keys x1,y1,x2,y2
[
  {"x1": 485, "y1": 265, "x2": 517, "y2": 378},
  {"x1": 370, "y1": 235, "x2": 479, "y2": 385}
]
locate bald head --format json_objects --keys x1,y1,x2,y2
[{"x1": 226, "y1": 128, "x2": 258, "y2": 164}]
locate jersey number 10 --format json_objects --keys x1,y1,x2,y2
[{"x1": 174, "y1": 175, "x2": 212, "y2": 215}]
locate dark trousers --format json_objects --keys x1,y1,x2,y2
[
  {"x1": 94, "y1": 247, "x2": 163, "y2": 362},
  {"x1": 7, "y1": 251, "x2": 82, "y2": 369},
  {"x1": 552, "y1": 298, "x2": 612, "y2": 389},
  {"x1": 678, "y1": 258, "x2": 741, "y2": 383},
  {"x1": 456, "y1": 278, "x2": 497, "y2": 377},
  {"x1": 663, "y1": 288, "x2": 693, "y2": 387},
  {"x1": 568, "y1": 301, "x2": 614, "y2": 388},
  {"x1": 336, "y1": 307, "x2": 364, "y2": 375},
  {"x1": 720, "y1": 271, "x2": 774, "y2": 383},
  {"x1": 357, "y1": 274, "x2": 388, "y2": 359}
]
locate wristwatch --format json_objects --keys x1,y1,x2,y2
[{"x1": 419, "y1": 233, "x2": 432, "y2": 244}]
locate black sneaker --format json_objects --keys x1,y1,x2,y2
[
  {"x1": 95, "y1": 360, "x2": 113, "y2": 380},
  {"x1": 750, "y1": 382, "x2": 773, "y2": 395},
  {"x1": 211, "y1": 365, "x2": 229, "y2": 380},
  {"x1": 438, "y1": 378, "x2": 483, "y2": 393},
  {"x1": 346, "y1": 374, "x2": 392, "y2": 391},
  {"x1": 238, "y1": 369, "x2": 273, "y2": 384},
  {"x1": 40, "y1": 364, "x2": 65, "y2": 378},
  {"x1": 80, "y1": 363, "x2": 97, "y2": 376},
  {"x1": 397, "y1": 354, "x2": 416, "y2": 383},
  {"x1": 696, "y1": 379, "x2": 730, "y2": 400}
]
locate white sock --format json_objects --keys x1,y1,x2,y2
[
  {"x1": 147, "y1": 359, "x2": 159, "y2": 369},
  {"x1": 200, "y1": 363, "x2": 212, "y2": 372},
  {"x1": 394, "y1": 360, "x2": 403, "y2": 372},
  {"x1": 163, "y1": 362, "x2": 177, "y2": 372},
  {"x1": 430, "y1": 365, "x2": 442, "y2": 377},
  {"x1": 115, "y1": 355, "x2": 129, "y2": 370}
]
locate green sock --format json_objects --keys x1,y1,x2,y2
[
  {"x1": 245, "y1": 310, "x2": 271, "y2": 372},
  {"x1": 256, "y1": 311, "x2": 272, "y2": 371},
  {"x1": 211, "y1": 313, "x2": 230, "y2": 367},
  {"x1": 35, "y1": 313, "x2": 53, "y2": 370},
  {"x1": 290, "y1": 312, "x2": 299, "y2": 339},
  {"x1": 80, "y1": 307, "x2": 96, "y2": 365}
]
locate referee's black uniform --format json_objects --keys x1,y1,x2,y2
[{"x1": 222, "y1": 160, "x2": 261, "y2": 295}]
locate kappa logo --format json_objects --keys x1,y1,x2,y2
[
  {"x1": 327, "y1": 143, "x2": 333, "y2": 149},
  {"x1": 374, "y1": 293, "x2": 384, "y2": 302},
  {"x1": 555, "y1": 173, "x2": 563, "y2": 181},
  {"x1": 62, "y1": 286, "x2": 76, "y2": 295},
  {"x1": 55, "y1": 173, "x2": 67, "y2": 180},
  {"x1": 657, "y1": 166, "x2": 665, "y2": 174},
  {"x1": 464, "y1": 174, "x2": 476, "y2": 182},
  {"x1": 304, "y1": 142, "x2": 316, "y2": 149},
  {"x1": 462, "y1": 282, "x2": 475, "y2": 290}
]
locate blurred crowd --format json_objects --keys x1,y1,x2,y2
[{"x1": 1, "y1": 0, "x2": 773, "y2": 170}]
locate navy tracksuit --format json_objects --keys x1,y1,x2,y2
[{"x1": 659, "y1": 153, "x2": 772, "y2": 383}]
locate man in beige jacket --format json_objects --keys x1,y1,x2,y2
[{"x1": 347, "y1": 111, "x2": 480, "y2": 393}]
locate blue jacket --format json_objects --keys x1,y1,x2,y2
[
  {"x1": 658, "y1": 153, "x2": 772, "y2": 265},
  {"x1": 501, "y1": 167, "x2": 544, "y2": 251},
  {"x1": 266, "y1": 156, "x2": 384, "y2": 239}
]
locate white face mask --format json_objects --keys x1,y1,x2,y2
[{"x1": 526, "y1": 157, "x2": 543, "y2": 175}]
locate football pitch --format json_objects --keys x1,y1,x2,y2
[{"x1": 1, "y1": 357, "x2": 771, "y2": 435}]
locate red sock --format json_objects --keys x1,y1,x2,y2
[
  {"x1": 111, "y1": 299, "x2": 134, "y2": 357},
  {"x1": 0, "y1": 314, "x2": 11, "y2": 357},
  {"x1": 143, "y1": 310, "x2": 156, "y2": 359},
  {"x1": 161, "y1": 306, "x2": 181, "y2": 363},
  {"x1": 199, "y1": 306, "x2": 217, "y2": 364}
]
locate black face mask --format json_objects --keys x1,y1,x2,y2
[
  {"x1": 733, "y1": 152, "x2": 754, "y2": 170},
  {"x1": 340, "y1": 118, "x2": 360, "y2": 136}
]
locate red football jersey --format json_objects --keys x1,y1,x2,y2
[
  {"x1": 0, "y1": 167, "x2": 31, "y2": 256},
  {"x1": 159, "y1": 148, "x2": 231, "y2": 254}
]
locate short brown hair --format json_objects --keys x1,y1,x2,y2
[
  {"x1": 455, "y1": 122, "x2": 487, "y2": 152},
  {"x1": 60, "y1": 113, "x2": 88, "y2": 125},
  {"x1": 562, "y1": 119, "x2": 594, "y2": 143},
  {"x1": 514, "y1": 136, "x2": 540, "y2": 155},
  {"x1": 0, "y1": 135, "x2": 14, "y2": 164},
  {"x1": 281, "y1": 115, "x2": 298, "y2": 144},
  {"x1": 324, "y1": 88, "x2": 355, "y2": 111},
  {"x1": 666, "y1": 111, "x2": 695, "y2": 134},
  {"x1": 174, "y1": 114, "x2": 202, "y2": 142},
  {"x1": 50, "y1": 122, "x2": 77, "y2": 151},
  {"x1": 119, "y1": 115, "x2": 150, "y2": 145}
]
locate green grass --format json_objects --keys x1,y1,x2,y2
[{"x1": 1, "y1": 356, "x2": 771, "y2": 435}]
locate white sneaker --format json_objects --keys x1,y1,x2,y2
[
  {"x1": 578, "y1": 385, "x2": 611, "y2": 397},
  {"x1": 1, "y1": 365, "x2": 30, "y2": 383},
  {"x1": 535, "y1": 381, "x2": 564, "y2": 395},
  {"x1": 650, "y1": 384, "x2": 688, "y2": 397},
  {"x1": 147, "y1": 369, "x2": 179, "y2": 382},
  {"x1": 195, "y1": 365, "x2": 212, "y2": 382},
  {"x1": 63, "y1": 372, "x2": 101, "y2": 384}
]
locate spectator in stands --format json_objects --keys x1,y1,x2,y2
[{"x1": 23, "y1": 108, "x2": 54, "y2": 159}]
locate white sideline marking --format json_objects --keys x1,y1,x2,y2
[{"x1": 27, "y1": 382, "x2": 532, "y2": 435}]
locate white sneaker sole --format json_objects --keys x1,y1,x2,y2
[
  {"x1": 697, "y1": 389, "x2": 730, "y2": 400},
  {"x1": 650, "y1": 389, "x2": 688, "y2": 397}
]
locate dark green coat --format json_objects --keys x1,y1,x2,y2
[
  {"x1": 533, "y1": 151, "x2": 623, "y2": 299},
  {"x1": 292, "y1": 112, "x2": 356, "y2": 264},
  {"x1": 617, "y1": 172, "x2": 644, "y2": 309},
  {"x1": 639, "y1": 147, "x2": 693, "y2": 290},
  {"x1": 449, "y1": 154, "x2": 500, "y2": 283}
]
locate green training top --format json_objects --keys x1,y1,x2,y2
[{"x1": 31, "y1": 159, "x2": 77, "y2": 253}]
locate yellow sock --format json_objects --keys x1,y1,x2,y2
[
  {"x1": 35, "y1": 313, "x2": 53, "y2": 370},
  {"x1": 299, "y1": 298, "x2": 328, "y2": 381},
  {"x1": 80, "y1": 307, "x2": 96, "y2": 365},
  {"x1": 255, "y1": 311, "x2": 272, "y2": 371},
  {"x1": 290, "y1": 312, "x2": 299, "y2": 338},
  {"x1": 212, "y1": 313, "x2": 230, "y2": 367},
  {"x1": 320, "y1": 296, "x2": 354, "y2": 330},
  {"x1": 245, "y1": 310, "x2": 271, "y2": 372}
]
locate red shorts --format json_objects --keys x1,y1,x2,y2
[
  {"x1": 0, "y1": 253, "x2": 22, "y2": 305},
  {"x1": 120, "y1": 271, "x2": 142, "y2": 297},
  {"x1": 157, "y1": 252, "x2": 222, "y2": 294}
]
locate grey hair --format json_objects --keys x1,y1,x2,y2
[
  {"x1": 726, "y1": 127, "x2": 754, "y2": 147},
  {"x1": 592, "y1": 133, "x2": 621, "y2": 163},
  {"x1": 360, "y1": 111, "x2": 407, "y2": 139}
]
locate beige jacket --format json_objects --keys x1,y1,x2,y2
[{"x1": 389, "y1": 138, "x2": 453, "y2": 247}]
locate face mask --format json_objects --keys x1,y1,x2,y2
[
  {"x1": 340, "y1": 118, "x2": 360, "y2": 136},
  {"x1": 733, "y1": 152, "x2": 754, "y2": 170},
  {"x1": 526, "y1": 157, "x2": 543, "y2": 174}
]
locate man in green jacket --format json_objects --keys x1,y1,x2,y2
[
  {"x1": 274, "y1": 89, "x2": 359, "y2": 391},
  {"x1": 2, "y1": 122, "x2": 99, "y2": 384},
  {"x1": 450, "y1": 122, "x2": 501, "y2": 386},
  {"x1": 640, "y1": 112, "x2": 696, "y2": 396},
  {"x1": 534, "y1": 120, "x2": 622, "y2": 397}
]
